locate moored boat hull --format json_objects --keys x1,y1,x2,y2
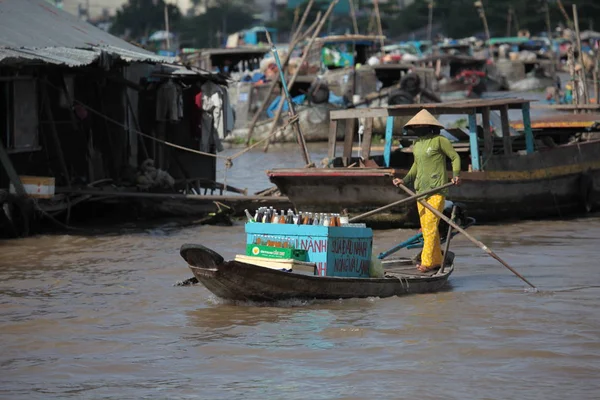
[{"x1": 268, "y1": 140, "x2": 600, "y2": 224}]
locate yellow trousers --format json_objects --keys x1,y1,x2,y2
[{"x1": 417, "y1": 194, "x2": 445, "y2": 267}]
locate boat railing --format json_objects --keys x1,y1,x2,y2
[{"x1": 328, "y1": 98, "x2": 535, "y2": 172}]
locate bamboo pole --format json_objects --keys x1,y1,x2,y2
[
  {"x1": 164, "y1": 4, "x2": 170, "y2": 50},
  {"x1": 398, "y1": 184, "x2": 537, "y2": 290},
  {"x1": 557, "y1": 0, "x2": 572, "y2": 28},
  {"x1": 348, "y1": 182, "x2": 454, "y2": 222},
  {"x1": 290, "y1": 7, "x2": 300, "y2": 37},
  {"x1": 594, "y1": 51, "x2": 600, "y2": 105},
  {"x1": 544, "y1": 0, "x2": 559, "y2": 104},
  {"x1": 506, "y1": 5, "x2": 512, "y2": 37},
  {"x1": 263, "y1": 1, "x2": 339, "y2": 151},
  {"x1": 264, "y1": 26, "x2": 314, "y2": 165},
  {"x1": 367, "y1": 10, "x2": 374, "y2": 35},
  {"x1": 348, "y1": 0, "x2": 359, "y2": 35},
  {"x1": 291, "y1": 0, "x2": 314, "y2": 43},
  {"x1": 573, "y1": 4, "x2": 589, "y2": 105},
  {"x1": 373, "y1": 0, "x2": 385, "y2": 51},
  {"x1": 263, "y1": 12, "x2": 323, "y2": 152},
  {"x1": 475, "y1": 1, "x2": 493, "y2": 58},
  {"x1": 427, "y1": 1, "x2": 434, "y2": 44},
  {"x1": 244, "y1": 0, "x2": 315, "y2": 145},
  {"x1": 568, "y1": 46, "x2": 579, "y2": 109}
]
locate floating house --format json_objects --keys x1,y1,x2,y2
[{"x1": 0, "y1": 0, "x2": 233, "y2": 237}]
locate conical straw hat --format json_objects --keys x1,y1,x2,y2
[{"x1": 404, "y1": 109, "x2": 445, "y2": 128}]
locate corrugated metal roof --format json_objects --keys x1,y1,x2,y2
[{"x1": 0, "y1": 0, "x2": 171, "y2": 67}]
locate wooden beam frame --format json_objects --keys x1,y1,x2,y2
[
  {"x1": 327, "y1": 120, "x2": 338, "y2": 162},
  {"x1": 481, "y1": 106, "x2": 493, "y2": 162},
  {"x1": 500, "y1": 105, "x2": 512, "y2": 155},
  {"x1": 468, "y1": 113, "x2": 481, "y2": 171},
  {"x1": 521, "y1": 103, "x2": 535, "y2": 154},
  {"x1": 42, "y1": 80, "x2": 71, "y2": 187},
  {"x1": 383, "y1": 116, "x2": 394, "y2": 167},
  {"x1": 330, "y1": 98, "x2": 531, "y2": 121},
  {"x1": 342, "y1": 119, "x2": 355, "y2": 166},
  {"x1": 361, "y1": 117, "x2": 374, "y2": 160},
  {"x1": 0, "y1": 139, "x2": 26, "y2": 197}
]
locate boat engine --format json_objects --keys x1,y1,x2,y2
[{"x1": 438, "y1": 201, "x2": 469, "y2": 235}]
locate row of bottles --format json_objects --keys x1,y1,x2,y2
[
  {"x1": 252, "y1": 235, "x2": 296, "y2": 248},
  {"x1": 245, "y1": 207, "x2": 347, "y2": 227}
]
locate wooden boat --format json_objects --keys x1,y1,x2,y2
[
  {"x1": 409, "y1": 46, "x2": 507, "y2": 97},
  {"x1": 267, "y1": 98, "x2": 600, "y2": 226},
  {"x1": 180, "y1": 244, "x2": 454, "y2": 301}
]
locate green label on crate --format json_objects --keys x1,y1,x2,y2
[{"x1": 246, "y1": 244, "x2": 307, "y2": 261}]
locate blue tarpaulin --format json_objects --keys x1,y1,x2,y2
[{"x1": 267, "y1": 95, "x2": 306, "y2": 118}]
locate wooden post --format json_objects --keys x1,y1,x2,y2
[
  {"x1": 342, "y1": 119, "x2": 355, "y2": 166},
  {"x1": 568, "y1": 46, "x2": 579, "y2": 109},
  {"x1": 125, "y1": 90, "x2": 149, "y2": 160},
  {"x1": 348, "y1": 0, "x2": 359, "y2": 35},
  {"x1": 361, "y1": 117, "x2": 374, "y2": 160},
  {"x1": 499, "y1": 105, "x2": 512, "y2": 155},
  {"x1": 481, "y1": 106, "x2": 492, "y2": 164},
  {"x1": 594, "y1": 52, "x2": 600, "y2": 105},
  {"x1": 468, "y1": 113, "x2": 481, "y2": 170},
  {"x1": 544, "y1": 0, "x2": 559, "y2": 103},
  {"x1": 573, "y1": 4, "x2": 589, "y2": 105},
  {"x1": 328, "y1": 119, "x2": 338, "y2": 163},
  {"x1": 383, "y1": 116, "x2": 394, "y2": 167},
  {"x1": 0, "y1": 138, "x2": 26, "y2": 197},
  {"x1": 522, "y1": 103, "x2": 535, "y2": 154},
  {"x1": 42, "y1": 81, "x2": 71, "y2": 187}
]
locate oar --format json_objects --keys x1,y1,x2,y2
[
  {"x1": 349, "y1": 182, "x2": 454, "y2": 222},
  {"x1": 440, "y1": 205, "x2": 457, "y2": 274},
  {"x1": 397, "y1": 184, "x2": 537, "y2": 290}
]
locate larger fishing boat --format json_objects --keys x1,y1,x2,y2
[{"x1": 267, "y1": 98, "x2": 600, "y2": 226}]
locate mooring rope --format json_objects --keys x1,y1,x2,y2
[{"x1": 43, "y1": 80, "x2": 299, "y2": 172}]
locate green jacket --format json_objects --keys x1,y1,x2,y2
[{"x1": 403, "y1": 135, "x2": 461, "y2": 197}]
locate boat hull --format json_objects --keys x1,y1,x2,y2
[
  {"x1": 268, "y1": 140, "x2": 600, "y2": 224},
  {"x1": 181, "y1": 244, "x2": 453, "y2": 301}
]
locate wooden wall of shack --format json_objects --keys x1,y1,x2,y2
[{"x1": 0, "y1": 60, "x2": 224, "y2": 237}]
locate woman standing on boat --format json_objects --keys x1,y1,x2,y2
[{"x1": 392, "y1": 110, "x2": 461, "y2": 273}]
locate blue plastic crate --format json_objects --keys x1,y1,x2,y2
[{"x1": 245, "y1": 223, "x2": 373, "y2": 278}]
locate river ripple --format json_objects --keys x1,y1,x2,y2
[{"x1": 1, "y1": 214, "x2": 600, "y2": 399}]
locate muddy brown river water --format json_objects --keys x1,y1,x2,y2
[{"x1": 2, "y1": 140, "x2": 600, "y2": 399}]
